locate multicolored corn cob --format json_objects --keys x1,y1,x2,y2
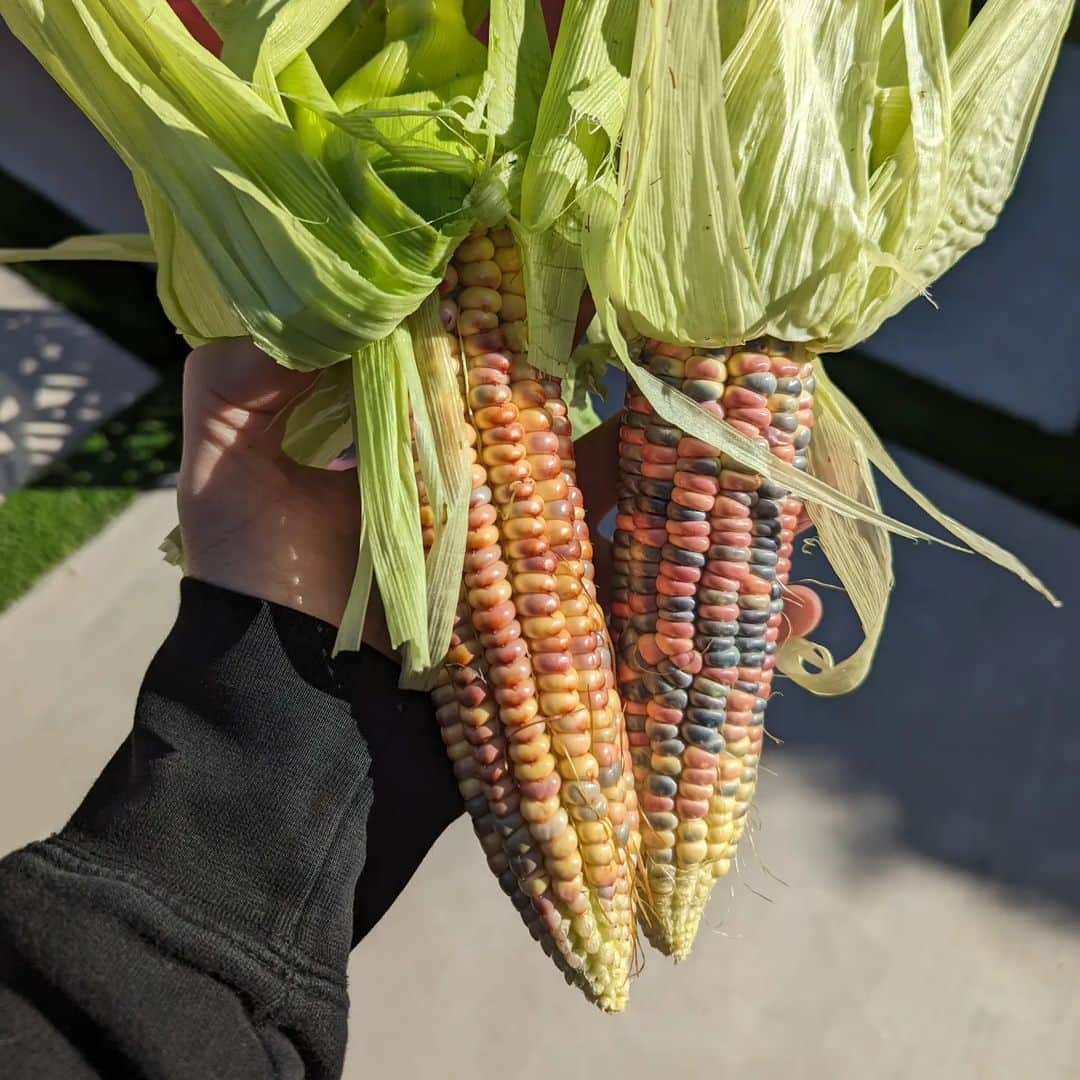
[
  {"x1": 426, "y1": 228, "x2": 640, "y2": 1009},
  {"x1": 612, "y1": 338, "x2": 815, "y2": 959}
]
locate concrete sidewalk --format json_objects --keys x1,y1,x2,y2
[{"x1": 2, "y1": 481, "x2": 1077, "y2": 1080}]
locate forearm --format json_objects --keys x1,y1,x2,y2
[{"x1": 0, "y1": 580, "x2": 383, "y2": 1079}]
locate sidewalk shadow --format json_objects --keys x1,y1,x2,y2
[
  {"x1": 769, "y1": 449, "x2": 1080, "y2": 917},
  {"x1": 0, "y1": 305, "x2": 160, "y2": 495}
]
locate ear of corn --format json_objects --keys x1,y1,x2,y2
[
  {"x1": 424, "y1": 228, "x2": 640, "y2": 1010},
  {"x1": 576, "y1": 0, "x2": 1064, "y2": 716},
  {"x1": 4, "y1": 0, "x2": 1066, "y2": 692},
  {"x1": 613, "y1": 337, "x2": 814, "y2": 958},
  {"x1": 2, "y1": 0, "x2": 1071, "y2": 1007}
]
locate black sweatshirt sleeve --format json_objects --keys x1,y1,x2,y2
[{"x1": 0, "y1": 578, "x2": 461, "y2": 1080}]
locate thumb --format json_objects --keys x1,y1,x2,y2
[{"x1": 779, "y1": 584, "x2": 823, "y2": 642}]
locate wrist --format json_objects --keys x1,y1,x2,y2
[
  {"x1": 181, "y1": 551, "x2": 347, "y2": 629},
  {"x1": 180, "y1": 553, "x2": 394, "y2": 658}
]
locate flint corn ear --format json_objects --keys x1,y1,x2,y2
[
  {"x1": 427, "y1": 228, "x2": 640, "y2": 1010},
  {"x1": 612, "y1": 338, "x2": 813, "y2": 957}
]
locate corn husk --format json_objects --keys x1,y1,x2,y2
[
  {"x1": 0, "y1": 0, "x2": 1069, "y2": 687},
  {"x1": 541, "y1": 0, "x2": 1068, "y2": 691},
  {"x1": 0, "y1": 0, "x2": 546, "y2": 679}
]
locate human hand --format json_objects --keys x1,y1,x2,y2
[
  {"x1": 178, "y1": 342, "x2": 459, "y2": 942},
  {"x1": 178, "y1": 342, "x2": 821, "y2": 658},
  {"x1": 178, "y1": 342, "x2": 395, "y2": 654}
]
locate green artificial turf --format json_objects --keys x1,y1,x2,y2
[
  {"x1": 0, "y1": 485, "x2": 139, "y2": 609},
  {"x1": 0, "y1": 374, "x2": 184, "y2": 612}
]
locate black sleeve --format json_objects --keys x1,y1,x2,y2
[{"x1": 0, "y1": 578, "x2": 461, "y2": 1080}]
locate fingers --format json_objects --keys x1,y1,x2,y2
[{"x1": 779, "y1": 584, "x2": 823, "y2": 642}]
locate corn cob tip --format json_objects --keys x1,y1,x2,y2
[{"x1": 642, "y1": 920, "x2": 699, "y2": 964}]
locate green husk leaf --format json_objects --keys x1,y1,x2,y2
[
  {"x1": 878, "y1": 0, "x2": 909, "y2": 87},
  {"x1": 282, "y1": 361, "x2": 353, "y2": 468},
  {"x1": 568, "y1": 0, "x2": 1066, "y2": 360},
  {"x1": 0, "y1": 233, "x2": 155, "y2": 263},
  {"x1": 869, "y1": 85, "x2": 914, "y2": 173},
  {"x1": 132, "y1": 169, "x2": 248, "y2": 346},
  {"x1": 519, "y1": 0, "x2": 636, "y2": 234},
  {"x1": 328, "y1": 115, "x2": 480, "y2": 182},
  {"x1": 912, "y1": 0, "x2": 1071, "y2": 287},
  {"x1": 510, "y1": 0, "x2": 608, "y2": 368},
  {"x1": 342, "y1": 331, "x2": 430, "y2": 670},
  {"x1": 159, "y1": 525, "x2": 186, "y2": 570},
  {"x1": 563, "y1": 366, "x2": 602, "y2": 440},
  {"x1": 581, "y1": 177, "x2": 948, "y2": 547},
  {"x1": 778, "y1": 378, "x2": 894, "y2": 695},
  {"x1": 719, "y1": 0, "x2": 754, "y2": 58},
  {"x1": 939, "y1": 0, "x2": 973, "y2": 53},
  {"x1": 309, "y1": 1, "x2": 388, "y2": 93},
  {"x1": 277, "y1": 50, "x2": 339, "y2": 160},
  {"x1": 881, "y1": 0, "x2": 971, "y2": 85},
  {"x1": 333, "y1": 0, "x2": 487, "y2": 109},
  {"x1": 611, "y1": 0, "x2": 762, "y2": 345},
  {"x1": 398, "y1": 294, "x2": 472, "y2": 690},
  {"x1": 853, "y1": 0, "x2": 951, "y2": 347},
  {"x1": 485, "y1": 0, "x2": 551, "y2": 151},
  {"x1": 322, "y1": 33, "x2": 487, "y2": 224},
  {"x1": 463, "y1": 158, "x2": 514, "y2": 226},
  {"x1": 322, "y1": 95, "x2": 482, "y2": 184},
  {"x1": 335, "y1": 520, "x2": 376, "y2": 658},
  {"x1": 564, "y1": 63, "x2": 629, "y2": 153},
  {"x1": 322, "y1": 98, "x2": 483, "y2": 230},
  {"x1": 464, "y1": 0, "x2": 489, "y2": 32},
  {"x1": 515, "y1": 222, "x2": 585, "y2": 377},
  {"x1": 624, "y1": 353, "x2": 959, "y2": 548},
  {"x1": 842, "y1": 0, "x2": 1072, "y2": 348},
  {"x1": 206, "y1": 0, "x2": 352, "y2": 78},
  {"x1": 721, "y1": 0, "x2": 881, "y2": 343},
  {"x1": 0, "y1": 0, "x2": 465, "y2": 370},
  {"x1": 813, "y1": 362, "x2": 1060, "y2": 606}
]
